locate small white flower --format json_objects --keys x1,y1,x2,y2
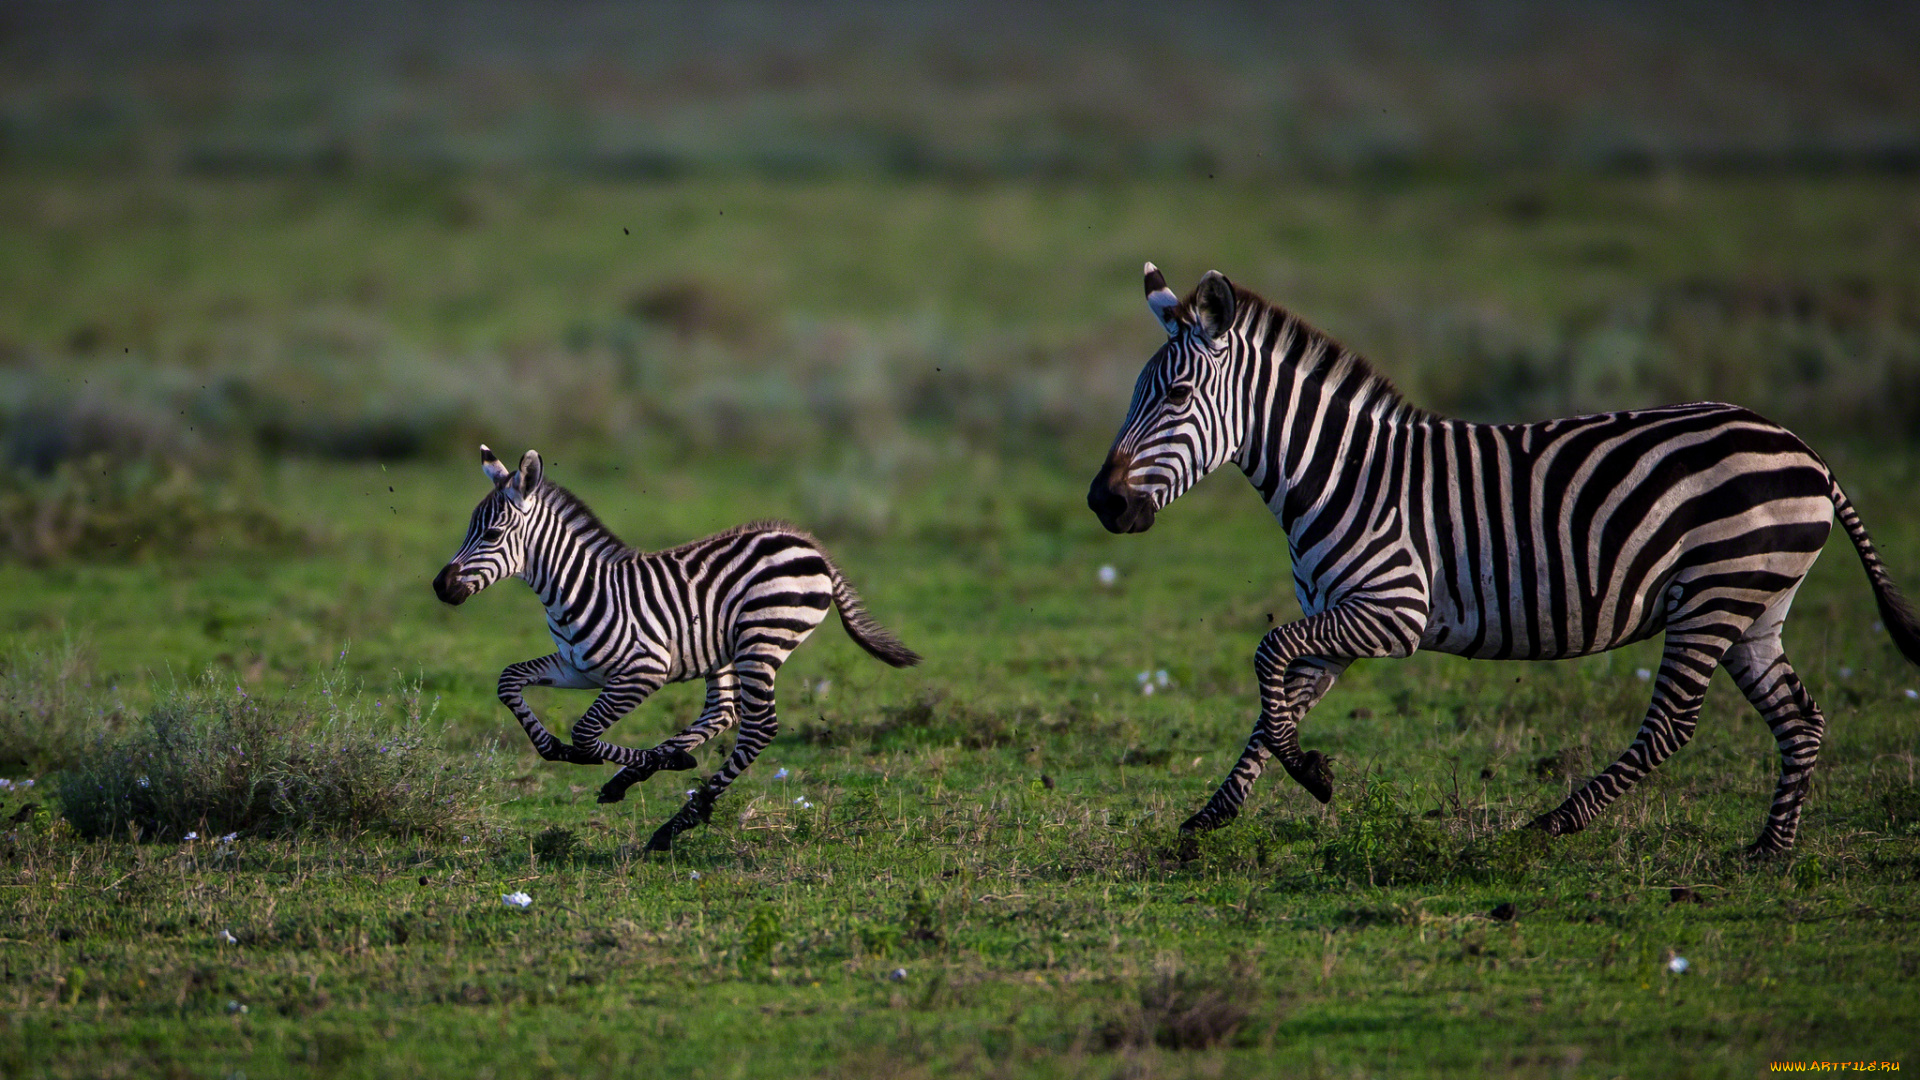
[
  {"x1": 888, "y1": 967, "x2": 908, "y2": 982},
  {"x1": 1668, "y1": 955, "x2": 1689, "y2": 974},
  {"x1": 1136, "y1": 671, "x2": 1150, "y2": 684},
  {"x1": 813, "y1": 679, "x2": 831, "y2": 697},
  {"x1": 1906, "y1": 689, "x2": 1918, "y2": 701},
  {"x1": 1141, "y1": 682, "x2": 1155, "y2": 696},
  {"x1": 689, "y1": 870, "x2": 702, "y2": 881},
  {"x1": 1839, "y1": 667, "x2": 1854, "y2": 679},
  {"x1": 501, "y1": 891, "x2": 533, "y2": 909},
  {"x1": 773, "y1": 768, "x2": 789, "y2": 780},
  {"x1": 137, "y1": 776, "x2": 150, "y2": 789},
  {"x1": 1097, "y1": 565, "x2": 1117, "y2": 586},
  {"x1": 184, "y1": 831, "x2": 199, "y2": 841},
  {"x1": 1155, "y1": 669, "x2": 1169, "y2": 687},
  {"x1": 1634, "y1": 668, "x2": 1652, "y2": 681},
  {"x1": 220, "y1": 832, "x2": 238, "y2": 844},
  {"x1": 218, "y1": 929, "x2": 238, "y2": 945},
  {"x1": 794, "y1": 796, "x2": 808, "y2": 805},
  {"x1": 685, "y1": 789, "x2": 699, "y2": 800},
  {"x1": 225, "y1": 999, "x2": 247, "y2": 1014}
]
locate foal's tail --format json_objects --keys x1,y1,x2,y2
[
  {"x1": 1831, "y1": 478, "x2": 1920, "y2": 667},
  {"x1": 828, "y1": 566, "x2": 922, "y2": 668}
]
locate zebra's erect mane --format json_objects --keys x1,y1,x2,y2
[
  {"x1": 1188, "y1": 281, "x2": 1434, "y2": 424},
  {"x1": 534, "y1": 484, "x2": 819, "y2": 563},
  {"x1": 534, "y1": 481, "x2": 636, "y2": 556}
]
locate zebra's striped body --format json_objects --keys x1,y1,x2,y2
[
  {"x1": 1090, "y1": 266, "x2": 1920, "y2": 854},
  {"x1": 435, "y1": 447, "x2": 919, "y2": 851}
]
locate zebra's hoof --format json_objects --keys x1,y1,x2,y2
[
  {"x1": 657, "y1": 748, "x2": 699, "y2": 771},
  {"x1": 1743, "y1": 837, "x2": 1791, "y2": 860},
  {"x1": 643, "y1": 826, "x2": 676, "y2": 852},
  {"x1": 596, "y1": 775, "x2": 638, "y2": 804},
  {"x1": 1171, "y1": 831, "x2": 1201, "y2": 863},
  {"x1": 1285, "y1": 750, "x2": 1334, "y2": 804},
  {"x1": 541, "y1": 743, "x2": 599, "y2": 765},
  {"x1": 1526, "y1": 811, "x2": 1576, "y2": 836}
]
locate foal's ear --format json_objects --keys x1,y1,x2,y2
[
  {"x1": 514, "y1": 450, "x2": 544, "y2": 495},
  {"x1": 481, "y1": 445, "x2": 512, "y2": 488},
  {"x1": 1144, "y1": 262, "x2": 1182, "y2": 336},
  {"x1": 1193, "y1": 271, "x2": 1236, "y2": 341}
]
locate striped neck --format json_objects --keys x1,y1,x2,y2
[
  {"x1": 1226, "y1": 297, "x2": 1429, "y2": 529},
  {"x1": 521, "y1": 483, "x2": 632, "y2": 610}
]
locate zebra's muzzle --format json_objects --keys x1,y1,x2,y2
[
  {"x1": 433, "y1": 563, "x2": 473, "y2": 605},
  {"x1": 1088, "y1": 473, "x2": 1157, "y2": 534}
]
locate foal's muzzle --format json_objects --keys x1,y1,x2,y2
[{"x1": 433, "y1": 563, "x2": 473, "y2": 605}]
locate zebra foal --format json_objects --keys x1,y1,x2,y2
[
  {"x1": 1090, "y1": 264, "x2": 1920, "y2": 855},
  {"x1": 434, "y1": 446, "x2": 920, "y2": 850}
]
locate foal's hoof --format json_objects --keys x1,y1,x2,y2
[
  {"x1": 542, "y1": 743, "x2": 603, "y2": 766},
  {"x1": 596, "y1": 776, "x2": 636, "y2": 804},
  {"x1": 1285, "y1": 750, "x2": 1334, "y2": 804},
  {"x1": 655, "y1": 748, "x2": 699, "y2": 772}
]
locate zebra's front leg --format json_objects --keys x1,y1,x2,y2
[
  {"x1": 1183, "y1": 599, "x2": 1421, "y2": 834},
  {"x1": 1181, "y1": 654, "x2": 1350, "y2": 833},
  {"x1": 497, "y1": 655, "x2": 604, "y2": 765},
  {"x1": 567, "y1": 673, "x2": 666, "y2": 769},
  {"x1": 646, "y1": 659, "x2": 780, "y2": 851},
  {"x1": 598, "y1": 669, "x2": 739, "y2": 804}
]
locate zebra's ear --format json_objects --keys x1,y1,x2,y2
[
  {"x1": 481, "y1": 445, "x2": 512, "y2": 488},
  {"x1": 1193, "y1": 271, "x2": 1235, "y2": 341},
  {"x1": 1145, "y1": 262, "x2": 1182, "y2": 336},
  {"x1": 514, "y1": 450, "x2": 544, "y2": 495}
]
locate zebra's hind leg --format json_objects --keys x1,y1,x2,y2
[
  {"x1": 598, "y1": 669, "x2": 738, "y2": 804},
  {"x1": 647, "y1": 656, "x2": 784, "y2": 851},
  {"x1": 1529, "y1": 625, "x2": 1733, "y2": 838},
  {"x1": 1723, "y1": 632, "x2": 1826, "y2": 857}
]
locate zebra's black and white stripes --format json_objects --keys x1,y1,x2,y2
[
  {"x1": 1090, "y1": 264, "x2": 1920, "y2": 854},
  {"x1": 434, "y1": 446, "x2": 919, "y2": 851}
]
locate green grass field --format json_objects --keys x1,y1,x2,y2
[{"x1": 3, "y1": 171, "x2": 1919, "y2": 1077}]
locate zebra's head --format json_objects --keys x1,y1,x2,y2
[
  {"x1": 1088, "y1": 263, "x2": 1243, "y2": 534},
  {"x1": 433, "y1": 445, "x2": 545, "y2": 606}
]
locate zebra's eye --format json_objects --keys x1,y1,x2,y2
[
  {"x1": 1166, "y1": 383, "x2": 1194, "y2": 405},
  {"x1": 482, "y1": 527, "x2": 505, "y2": 543}
]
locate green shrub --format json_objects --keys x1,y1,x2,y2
[
  {"x1": 1318, "y1": 777, "x2": 1452, "y2": 886},
  {"x1": 0, "y1": 638, "x2": 122, "y2": 773},
  {"x1": 0, "y1": 456, "x2": 303, "y2": 564},
  {"x1": 55, "y1": 673, "x2": 500, "y2": 841}
]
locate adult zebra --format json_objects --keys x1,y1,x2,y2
[
  {"x1": 1089, "y1": 265, "x2": 1920, "y2": 855},
  {"x1": 434, "y1": 447, "x2": 920, "y2": 851}
]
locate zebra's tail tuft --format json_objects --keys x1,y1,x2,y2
[
  {"x1": 829, "y1": 570, "x2": 922, "y2": 668},
  {"x1": 1832, "y1": 481, "x2": 1920, "y2": 668}
]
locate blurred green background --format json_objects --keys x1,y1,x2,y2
[{"x1": 5, "y1": 0, "x2": 1920, "y2": 482}]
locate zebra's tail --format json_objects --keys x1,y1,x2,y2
[
  {"x1": 1832, "y1": 480, "x2": 1920, "y2": 668},
  {"x1": 828, "y1": 567, "x2": 922, "y2": 668}
]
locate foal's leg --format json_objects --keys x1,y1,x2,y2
[
  {"x1": 597, "y1": 668, "x2": 739, "y2": 804},
  {"x1": 646, "y1": 653, "x2": 789, "y2": 851},
  {"x1": 497, "y1": 654, "x2": 603, "y2": 765}
]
